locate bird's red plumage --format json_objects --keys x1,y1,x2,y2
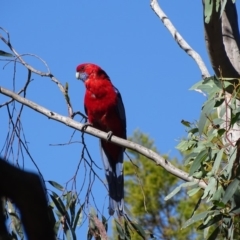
[
  {"x1": 76, "y1": 63, "x2": 126, "y2": 215},
  {"x1": 84, "y1": 77, "x2": 125, "y2": 160}
]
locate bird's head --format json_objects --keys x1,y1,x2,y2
[{"x1": 76, "y1": 63, "x2": 110, "y2": 82}]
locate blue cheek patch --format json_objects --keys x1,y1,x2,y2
[{"x1": 79, "y1": 72, "x2": 88, "y2": 81}]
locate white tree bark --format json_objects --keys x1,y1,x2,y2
[
  {"x1": 150, "y1": 0, "x2": 210, "y2": 79},
  {"x1": 0, "y1": 85, "x2": 207, "y2": 189}
]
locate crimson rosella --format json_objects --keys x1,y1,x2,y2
[{"x1": 76, "y1": 63, "x2": 126, "y2": 216}]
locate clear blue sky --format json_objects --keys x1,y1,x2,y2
[{"x1": 1, "y1": 0, "x2": 234, "y2": 238}]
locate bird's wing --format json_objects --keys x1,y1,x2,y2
[{"x1": 114, "y1": 87, "x2": 126, "y2": 139}]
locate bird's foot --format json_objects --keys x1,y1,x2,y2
[
  {"x1": 106, "y1": 131, "x2": 113, "y2": 141},
  {"x1": 81, "y1": 122, "x2": 92, "y2": 131}
]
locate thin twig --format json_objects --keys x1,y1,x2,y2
[
  {"x1": 150, "y1": 0, "x2": 210, "y2": 79},
  {"x1": 0, "y1": 85, "x2": 207, "y2": 189}
]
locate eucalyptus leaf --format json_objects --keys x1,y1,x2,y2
[
  {"x1": 201, "y1": 177, "x2": 217, "y2": 200},
  {"x1": 73, "y1": 204, "x2": 84, "y2": 230},
  {"x1": 0, "y1": 50, "x2": 13, "y2": 57},
  {"x1": 51, "y1": 194, "x2": 66, "y2": 215},
  {"x1": 182, "y1": 211, "x2": 209, "y2": 229},
  {"x1": 48, "y1": 180, "x2": 64, "y2": 191},
  {"x1": 164, "y1": 181, "x2": 197, "y2": 200},
  {"x1": 199, "y1": 98, "x2": 216, "y2": 135},
  {"x1": 216, "y1": 0, "x2": 220, "y2": 12},
  {"x1": 207, "y1": 226, "x2": 220, "y2": 240},
  {"x1": 227, "y1": 146, "x2": 237, "y2": 179},
  {"x1": 129, "y1": 220, "x2": 146, "y2": 239},
  {"x1": 212, "y1": 148, "x2": 224, "y2": 175},
  {"x1": 222, "y1": 178, "x2": 240, "y2": 204},
  {"x1": 187, "y1": 187, "x2": 201, "y2": 197},
  {"x1": 189, "y1": 149, "x2": 208, "y2": 176},
  {"x1": 198, "y1": 214, "x2": 221, "y2": 230},
  {"x1": 220, "y1": 0, "x2": 227, "y2": 17}
]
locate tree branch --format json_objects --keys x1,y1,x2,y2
[
  {"x1": 150, "y1": 0, "x2": 210, "y2": 79},
  {"x1": 0, "y1": 85, "x2": 207, "y2": 189},
  {"x1": 203, "y1": 0, "x2": 240, "y2": 78},
  {"x1": 0, "y1": 27, "x2": 73, "y2": 117}
]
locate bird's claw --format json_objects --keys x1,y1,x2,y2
[
  {"x1": 106, "y1": 131, "x2": 113, "y2": 141},
  {"x1": 81, "y1": 122, "x2": 92, "y2": 131}
]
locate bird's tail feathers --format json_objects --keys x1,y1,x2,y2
[
  {"x1": 100, "y1": 143, "x2": 124, "y2": 216},
  {"x1": 109, "y1": 196, "x2": 124, "y2": 216}
]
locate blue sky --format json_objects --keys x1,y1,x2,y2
[{"x1": 1, "y1": 0, "x2": 232, "y2": 238}]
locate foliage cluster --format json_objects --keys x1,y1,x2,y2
[{"x1": 176, "y1": 76, "x2": 240, "y2": 239}]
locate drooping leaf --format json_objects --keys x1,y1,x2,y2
[
  {"x1": 182, "y1": 211, "x2": 209, "y2": 229},
  {"x1": 129, "y1": 220, "x2": 146, "y2": 239},
  {"x1": 222, "y1": 178, "x2": 240, "y2": 204},
  {"x1": 207, "y1": 226, "x2": 220, "y2": 240},
  {"x1": 205, "y1": 0, "x2": 213, "y2": 24},
  {"x1": 187, "y1": 187, "x2": 201, "y2": 197},
  {"x1": 48, "y1": 180, "x2": 64, "y2": 191},
  {"x1": 0, "y1": 50, "x2": 13, "y2": 57},
  {"x1": 190, "y1": 194, "x2": 203, "y2": 218},
  {"x1": 212, "y1": 148, "x2": 224, "y2": 175},
  {"x1": 73, "y1": 204, "x2": 84, "y2": 230},
  {"x1": 198, "y1": 98, "x2": 215, "y2": 135},
  {"x1": 189, "y1": 149, "x2": 208, "y2": 176},
  {"x1": 220, "y1": 0, "x2": 227, "y2": 17},
  {"x1": 198, "y1": 214, "x2": 221, "y2": 230},
  {"x1": 115, "y1": 220, "x2": 125, "y2": 239},
  {"x1": 201, "y1": 177, "x2": 217, "y2": 200},
  {"x1": 227, "y1": 146, "x2": 237, "y2": 179},
  {"x1": 181, "y1": 119, "x2": 191, "y2": 127},
  {"x1": 164, "y1": 181, "x2": 197, "y2": 200}
]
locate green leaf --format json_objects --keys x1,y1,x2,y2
[
  {"x1": 211, "y1": 185, "x2": 224, "y2": 201},
  {"x1": 115, "y1": 220, "x2": 125, "y2": 239},
  {"x1": 124, "y1": 220, "x2": 131, "y2": 240},
  {"x1": 192, "y1": 171, "x2": 203, "y2": 179},
  {"x1": 50, "y1": 193, "x2": 71, "y2": 225},
  {"x1": 199, "y1": 98, "x2": 215, "y2": 135},
  {"x1": 73, "y1": 204, "x2": 84, "y2": 230},
  {"x1": 222, "y1": 178, "x2": 240, "y2": 204},
  {"x1": 182, "y1": 211, "x2": 209, "y2": 229},
  {"x1": 0, "y1": 50, "x2": 14, "y2": 57},
  {"x1": 164, "y1": 181, "x2": 197, "y2": 200},
  {"x1": 65, "y1": 227, "x2": 72, "y2": 240},
  {"x1": 190, "y1": 194, "x2": 203, "y2": 218},
  {"x1": 184, "y1": 152, "x2": 198, "y2": 166},
  {"x1": 189, "y1": 150, "x2": 208, "y2": 176},
  {"x1": 187, "y1": 187, "x2": 201, "y2": 197},
  {"x1": 48, "y1": 180, "x2": 64, "y2": 191},
  {"x1": 220, "y1": 0, "x2": 227, "y2": 17},
  {"x1": 181, "y1": 119, "x2": 191, "y2": 127},
  {"x1": 207, "y1": 226, "x2": 220, "y2": 240},
  {"x1": 198, "y1": 214, "x2": 221, "y2": 230},
  {"x1": 129, "y1": 220, "x2": 146, "y2": 239},
  {"x1": 216, "y1": 0, "x2": 220, "y2": 12},
  {"x1": 69, "y1": 194, "x2": 76, "y2": 226},
  {"x1": 212, "y1": 148, "x2": 224, "y2": 175},
  {"x1": 201, "y1": 177, "x2": 217, "y2": 200},
  {"x1": 227, "y1": 146, "x2": 237, "y2": 179}
]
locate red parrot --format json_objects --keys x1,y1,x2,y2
[{"x1": 76, "y1": 63, "x2": 126, "y2": 216}]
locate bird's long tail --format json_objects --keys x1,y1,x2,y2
[{"x1": 100, "y1": 141, "x2": 124, "y2": 216}]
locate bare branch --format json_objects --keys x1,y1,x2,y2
[
  {"x1": 0, "y1": 28, "x2": 74, "y2": 117},
  {"x1": 150, "y1": 0, "x2": 210, "y2": 79},
  {"x1": 0, "y1": 85, "x2": 207, "y2": 189}
]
